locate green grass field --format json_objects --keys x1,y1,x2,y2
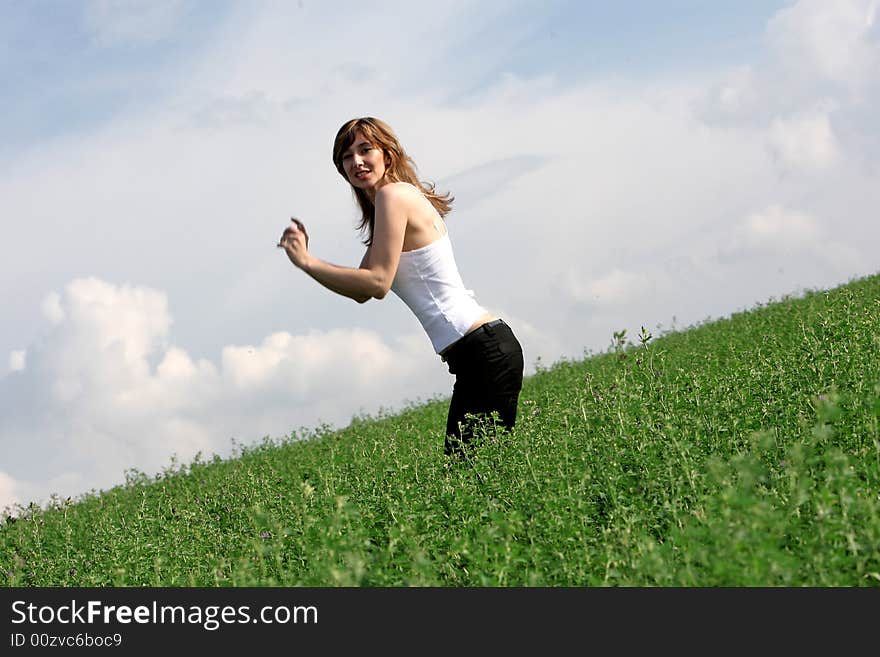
[{"x1": 3, "y1": 274, "x2": 879, "y2": 586}]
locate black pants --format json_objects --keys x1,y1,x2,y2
[{"x1": 442, "y1": 319, "x2": 524, "y2": 456}]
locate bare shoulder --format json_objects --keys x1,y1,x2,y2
[{"x1": 375, "y1": 181, "x2": 421, "y2": 205}]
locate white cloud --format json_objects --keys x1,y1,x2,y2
[
  {"x1": 716, "y1": 205, "x2": 866, "y2": 280},
  {"x1": 0, "y1": 472, "x2": 18, "y2": 514},
  {"x1": 767, "y1": 110, "x2": 841, "y2": 171},
  {"x1": 704, "y1": 66, "x2": 761, "y2": 120},
  {"x1": 768, "y1": 0, "x2": 880, "y2": 91},
  {"x1": 699, "y1": 0, "x2": 880, "y2": 169},
  {"x1": 741, "y1": 205, "x2": 822, "y2": 248},
  {"x1": 41, "y1": 292, "x2": 65, "y2": 324},
  {"x1": 0, "y1": 277, "x2": 445, "y2": 512},
  {"x1": 9, "y1": 350, "x2": 25, "y2": 372},
  {"x1": 566, "y1": 268, "x2": 653, "y2": 307}
]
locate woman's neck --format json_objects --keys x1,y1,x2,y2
[{"x1": 366, "y1": 177, "x2": 394, "y2": 202}]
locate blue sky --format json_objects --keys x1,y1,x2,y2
[
  {"x1": 1, "y1": 0, "x2": 231, "y2": 154},
  {"x1": 2, "y1": 1, "x2": 786, "y2": 157},
  {"x1": 472, "y1": 1, "x2": 778, "y2": 77},
  {"x1": 2, "y1": 0, "x2": 878, "y2": 512}
]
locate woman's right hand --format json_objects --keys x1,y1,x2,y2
[
  {"x1": 288, "y1": 217, "x2": 308, "y2": 247},
  {"x1": 277, "y1": 217, "x2": 311, "y2": 269}
]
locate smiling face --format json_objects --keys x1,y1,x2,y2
[
  {"x1": 340, "y1": 131, "x2": 390, "y2": 191},
  {"x1": 332, "y1": 117, "x2": 451, "y2": 245}
]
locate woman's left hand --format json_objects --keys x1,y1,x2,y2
[{"x1": 278, "y1": 217, "x2": 311, "y2": 270}]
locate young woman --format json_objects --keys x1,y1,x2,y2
[{"x1": 277, "y1": 117, "x2": 524, "y2": 456}]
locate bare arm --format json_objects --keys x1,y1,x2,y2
[
  {"x1": 278, "y1": 185, "x2": 407, "y2": 303},
  {"x1": 301, "y1": 255, "x2": 379, "y2": 303}
]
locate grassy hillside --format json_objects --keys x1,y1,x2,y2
[{"x1": 2, "y1": 274, "x2": 879, "y2": 586}]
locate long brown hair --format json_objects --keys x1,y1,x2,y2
[{"x1": 332, "y1": 117, "x2": 454, "y2": 246}]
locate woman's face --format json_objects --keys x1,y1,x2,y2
[{"x1": 341, "y1": 131, "x2": 389, "y2": 191}]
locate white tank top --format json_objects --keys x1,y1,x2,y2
[{"x1": 391, "y1": 232, "x2": 488, "y2": 354}]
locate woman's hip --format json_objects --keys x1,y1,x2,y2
[{"x1": 443, "y1": 319, "x2": 524, "y2": 381}]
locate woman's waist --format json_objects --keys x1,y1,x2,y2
[
  {"x1": 439, "y1": 314, "x2": 501, "y2": 361},
  {"x1": 391, "y1": 284, "x2": 487, "y2": 347}
]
